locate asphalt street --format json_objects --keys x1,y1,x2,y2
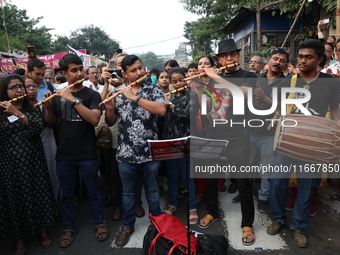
[{"x1": 1, "y1": 178, "x2": 340, "y2": 255}]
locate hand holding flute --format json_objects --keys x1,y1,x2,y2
[
  {"x1": 34, "y1": 77, "x2": 88, "y2": 108},
  {"x1": 99, "y1": 74, "x2": 150, "y2": 106}
]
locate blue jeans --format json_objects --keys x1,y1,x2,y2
[
  {"x1": 269, "y1": 152, "x2": 321, "y2": 230},
  {"x1": 249, "y1": 133, "x2": 274, "y2": 201},
  {"x1": 166, "y1": 159, "x2": 196, "y2": 210},
  {"x1": 118, "y1": 161, "x2": 162, "y2": 229},
  {"x1": 56, "y1": 160, "x2": 104, "y2": 229}
]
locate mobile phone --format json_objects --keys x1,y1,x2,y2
[
  {"x1": 116, "y1": 49, "x2": 122, "y2": 54},
  {"x1": 26, "y1": 45, "x2": 37, "y2": 59},
  {"x1": 322, "y1": 18, "x2": 329, "y2": 24},
  {"x1": 108, "y1": 69, "x2": 122, "y2": 78}
]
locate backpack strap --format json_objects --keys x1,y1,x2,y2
[{"x1": 286, "y1": 74, "x2": 297, "y2": 114}]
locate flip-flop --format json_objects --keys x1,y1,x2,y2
[
  {"x1": 95, "y1": 223, "x2": 109, "y2": 242},
  {"x1": 198, "y1": 214, "x2": 218, "y2": 229},
  {"x1": 242, "y1": 227, "x2": 255, "y2": 246},
  {"x1": 59, "y1": 229, "x2": 77, "y2": 248}
]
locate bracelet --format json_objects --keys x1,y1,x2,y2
[{"x1": 135, "y1": 95, "x2": 142, "y2": 104}]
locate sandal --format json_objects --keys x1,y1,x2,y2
[
  {"x1": 163, "y1": 205, "x2": 177, "y2": 215},
  {"x1": 198, "y1": 214, "x2": 218, "y2": 229},
  {"x1": 59, "y1": 229, "x2": 77, "y2": 248},
  {"x1": 242, "y1": 227, "x2": 255, "y2": 246},
  {"x1": 41, "y1": 233, "x2": 52, "y2": 248},
  {"x1": 189, "y1": 209, "x2": 198, "y2": 225},
  {"x1": 95, "y1": 223, "x2": 109, "y2": 242}
]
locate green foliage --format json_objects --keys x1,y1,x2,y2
[
  {"x1": 0, "y1": 3, "x2": 53, "y2": 54},
  {"x1": 252, "y1": 42, "x2": 272, "y2": 58},
  {"x1": 57, "y1": 25, "x2": 120, "y2": 61},
  {"x1": 180, "y1": 0, "x2": 338, "y2": 60},
  {"x1": 139, "y1": 51, "x2": 166, "y2": 70}
]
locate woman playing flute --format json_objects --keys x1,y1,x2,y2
[{"x1": 0, "y1": 74, "x2": 56, "y2": 255}]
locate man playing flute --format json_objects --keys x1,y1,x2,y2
[
  {"x1": 104, "y1": 55, "x2": 166, "y2": 247},
  {"x1": 43, "y1": 54, "x2": 109, "y2": 248}
]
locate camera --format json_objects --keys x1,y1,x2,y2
[{"x1": 107, "y1": 69, "x2": 122, "y2": 79}]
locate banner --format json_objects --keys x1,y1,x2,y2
[
  {"x1": 0, "y1": 49, "x2": 87, "y2": 73},
  {"x1": 67, "y1": 45, "x2": 91, "y2": 69}
]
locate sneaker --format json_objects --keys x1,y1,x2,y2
[
  {"x1": 291, "y1": 229, "x2": 308, "y2": 248},
  {"x1": 228, "y1": 183, "x2": 238, "y2": 193},
  {"x1": 257, "y1": 200, "x2": 268, "y2": 213},
  {"x1": 309, "y1": 204, "x2": 316, "y2": 217},
  {"x1": 267, "y1": 220, "x2": 283, "y2": 235},
  {"x1": 285, "y1": 200, "x2": 295, "y2": 211},
  {"x1": 232, "y1": 194, "x2": 240, "y2": 204}
]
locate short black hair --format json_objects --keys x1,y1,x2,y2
[
  {"x1": 188, "y1": 63, "x2": 198, "y2": 69},
  {"x1": 299, "y1": 39, "x2": 324, "y2": 58},
  {"x1": 164, "y1": 60, "x2": 179, "y2": 69},
  {"x1": 168, "y1": 66, "x2": 186, "y2": 82},
  {"x1": 55, "y1": 75, "x2": 67, "y2": 83},
  {"x1": 59, "y1": 54, "x2": 83, "y2": 72},
  {"x1": 324, "y1": 42, "x2": 334, "y2": 51},
  {"x1": 121, "y1": 55, "x2": 142, "y2": 72},
  {"x1": 270, "y1": 48, "x2": 289, "y2": 63},
  {"x1": 85, "y1": 66, "x2": 98, "y2": 74},
  {"x1": 27, "y1": 58, "x2": 45, "y2": 72},
  {"x1": 13, "y1": 68, "x2": 26, "y2": 76}
]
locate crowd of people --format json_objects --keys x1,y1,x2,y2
[{"x1": 1, "y1": 36, "x2": 340, "y2": 255}]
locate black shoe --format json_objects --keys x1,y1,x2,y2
[
  {"x1": 228, "y1": 183, "x2": 237, "y2": 193},
  {"x1": 104, "y1": 195, "x2": 113, "y2": 207}
]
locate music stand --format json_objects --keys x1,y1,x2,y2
[{"x1": 148, "y1": 135, "x2": 229, "y2": 254}]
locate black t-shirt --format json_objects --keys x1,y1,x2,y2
[
  {"x1": 207, "y1": 69, "x2": 257, "y2": 139},
  {"x1": 53, "y1": 86, "x2": 101, "y2": 161},
  {"x1": 279, "y1": 72, "x2": 340, "y2": 118},
  {"x1": 248, "y1": 72, "x2": 287, "y2": 135}
]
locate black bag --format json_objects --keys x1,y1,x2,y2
[
  {"x1": 196, "y1": 234, "x2": 228, "y2": 255},
  {"x1": 142, "y1": 224, "x2": 187, "y2": 255}
]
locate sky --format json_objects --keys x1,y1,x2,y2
[{"x1": 9, "y1": 0, "x2": 199, "y2": 57}]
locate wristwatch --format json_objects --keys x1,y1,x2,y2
[
  {"x1": 72, "y1": 98, "x2": 81, "y2": 106},
  {"x1": 167, "y1": 102, "x2": 173, "y2": 106}
]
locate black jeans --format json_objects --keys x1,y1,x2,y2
[{"x1": 205, "y1": 138, "x2": 254, "y2": 228}]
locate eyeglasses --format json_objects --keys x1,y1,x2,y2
[
  {"x1": 44, "y1": 77, "x2": 54, "y2": 81},
  {"x1": 8, "y1": 84, "x2": 25, "y2": 91},
  {"x1": 249, "y1": 61, "x2": 262, "y2": 65},
  {"x1": 335, "y1": 49, "x2": 340, "y2": 52},
  {"x1": 171, "y1": 79, "x2": 185, "y2": 85},
  {"x1": 325, "y1": 50, "x2": 334, "y2": 53},
  {"x1": 218, "y1": 51, "x2": 238, "y2": 59},
  {"x1": 89, "y1": 72, "x2": 99, "y2": 75},
  {"x1": 25, "y1": 84, "x2": 38, "y2": 89}
]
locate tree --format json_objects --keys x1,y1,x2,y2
[
  {"x1": 56, "y1": 25, "x2": 120, "y2": 61},
  {"x1": 0, "y1": 3, "x2": 53, "y2": 54},
  {"x1": 139, "y1": 51, "x2": 166, "y2": 70},
  {"x1": 180, "y1": 0, "x2": 337, "y2": 59}
]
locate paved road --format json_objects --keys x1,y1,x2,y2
[{"x1": 1, "y1": 179, "x2": 340, "y2": 255}]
